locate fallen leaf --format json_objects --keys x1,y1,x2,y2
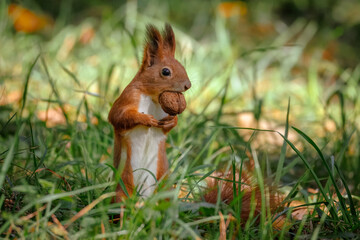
[
  {"x1": 0, "y1": 89, "x2": 22, "y2": 106},
  {"x1": 37, "y1": 107, "x2": 67, "y2": 127},
  {"x1": 237, "y1": 112, "x2": 303, "y2": 152},
  {"x1": 307, "y1": 188, "x2": 319, "y2": 194},
  {"x1": 289, "y1": 200, "x2": 313, "y2": 220},
  {"x1": 79, "y1": 25, "x2": 95, "y2": 45},
  {"x1": 8, "y1": 4, "x2": 53, "y2": 33},
  {"x1": 218, "y1": 1, "x2": 247, "y2": 18}
]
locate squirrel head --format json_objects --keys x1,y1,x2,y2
[{"x1": 135, "y1": 24, "x2": 191, "y2": 96}]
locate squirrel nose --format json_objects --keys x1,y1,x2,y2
[{"x1": 184, "y1": 81, "x2": 191, "y2": 91}]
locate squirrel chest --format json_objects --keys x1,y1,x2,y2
[{"x1": 122, "y1": 94, "x2": 168, "y2": 197}]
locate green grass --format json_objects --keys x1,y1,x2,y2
[{"x1": 1, "y1": 1, "x2": 360, "y2": 239}]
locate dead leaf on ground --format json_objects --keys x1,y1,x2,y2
[
  {"x1": 8, "y1": 4, "x2": 53, "y2": 33},
  {"x1": 217, "y1": 1, "x2": 247, "y2": 18},
  {"x1": 37, "y1": 107, "x2": 67, "y2": 127},
  {"x1": 237, "y1": 112, "x2": 303, "y2": 152},
  {"x1": 0, "y1": 89, "x2": 22, "y2": 106},
  {"x1": 272, "y1": 200, "x2": 313, "y2": 230},
  {"x1": 79, "y1": 25, "x2": 95, "y2": 45}
]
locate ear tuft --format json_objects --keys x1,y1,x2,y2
[
  {"x1": 145, "y1": 24, "x2": 163, "y2": 53},
  {"x1": 162, "y1": 23, "x2": 176, "y2": 57},
  {"x1": 141, "y1": 24, "x2": 163, "y2": 69}
]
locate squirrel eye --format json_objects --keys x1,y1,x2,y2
[{"x1": 161, "y1": 67, "x2": 171, "y2": 77}]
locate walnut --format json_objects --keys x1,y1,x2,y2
[{"x1": 158, "y1": 91, "x2": 186, "y2": 116}]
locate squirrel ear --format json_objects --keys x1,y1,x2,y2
[
  {"x1": 162, "y1": 23, "x2": 176, "y2": 57},
  {"x1": 141, "y1": 24, "x2": 163, "y2": 69}
]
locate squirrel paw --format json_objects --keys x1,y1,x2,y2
[
  {"x1": 158, "y1": 115, "x2": 178, "y2": 132},
  {"x1": 140, "y1": 114, "x2": 159, "y2": 128}
]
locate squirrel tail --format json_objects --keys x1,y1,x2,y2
[
  {"x1": 200, "y1": 156, "x2": 310, "y2": 230},
  {"x1": 203, "y1": 170, "x2": 284, "y2": 223}
]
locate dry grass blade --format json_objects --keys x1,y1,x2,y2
[
  {"x1": 6, "y1": 225, "x2": 12, "y2": 238},
  {"x1": 64, "y1": 192, "x2": 115, "y2": 229},
  {"x1": 219, "y1": 211, "x2": 234, "y2": 240},
  {"x1": 101, "y1": 221, "x2": 106, "y2": 240},
  {"x1": 19, "y1": 204, "x2": 47, "y2": 221},
  {"x1": 51, "y1": 214, "x2": 69, "y2": 239},
  {"x1": 9, "y1": 223, "x2": 23, "y2": 237},
  {"x1": 35, "y1": 168, "x2": 72, "y2": 191},
  {"x1": 120, "y1": 206, "x2": 124, "y2": 228},
  {"x1": 219, "y1": 211, "x2": 226, "y2": 240}
]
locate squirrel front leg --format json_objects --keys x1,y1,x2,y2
[
  {"x1": 158, "y1": 115, "x2": 178, "y2": 133},
  {"x1": 109, "y1": 108, "x2": 159, "y2": 130}
]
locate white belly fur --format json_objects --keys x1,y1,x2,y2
[{"x1": 123, "y1": 94, "x2": 168, "y2": 197}]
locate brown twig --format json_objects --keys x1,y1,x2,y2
[{"x1": 20, "y1": 204, "x2": 47, "y2": 221}]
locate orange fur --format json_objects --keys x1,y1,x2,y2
[
  {"x1": 156, "y1": 140, "x2": 169, "y2": 179},
  {"x1": 204, "y1": 170, "x2": 283, "y2": 222}
]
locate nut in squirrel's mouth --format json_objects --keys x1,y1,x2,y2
[
  {"x1": 158, "y1": 91, "x2": 186, "y2": 116},
  {"x1": 158, "y1": 90, "x2": 184, "y2": 99}
]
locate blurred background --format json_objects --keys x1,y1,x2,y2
[
  {"x1": 1, "y1": 0, "x2": 360, "y2": 194},
  {"x1": 0, "y1": 1, "x2": 360, "y2": 237}
]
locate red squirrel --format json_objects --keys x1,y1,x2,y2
[
  {"x1": 108, "y1": 24, "x2": 191, "y2": 202},
  {"x1": 108, "y1": 24, "x2": 305, "y2": 226}
]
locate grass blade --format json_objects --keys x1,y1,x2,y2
[
  {"x1": 0, "y1": 112, "x2": 16, "y2": 134},
  {"x1": 292, "y1": 126, "x2": 351, "y2": 223},
  {"x1": 275, "y1": 97, "x2": 290, "y2": 185},
  {"x1": 40, "y1": 57, "x2": 70, "y2": 125},
  {"x1": 0, "y1": 124, "x2": 24, "y2": 189},
  {"x1": 20, "y1": 54, "x2": 40, "y2": 117},
  {"x1": 334, "y1": 158, "x2": 358, "y2": 225},
  {"x1": 215, "y1": 76, "x2": 230, "y2": 124},
  {"x1": 60, "y1": 63, "x2": 81, "y2": 87}
]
